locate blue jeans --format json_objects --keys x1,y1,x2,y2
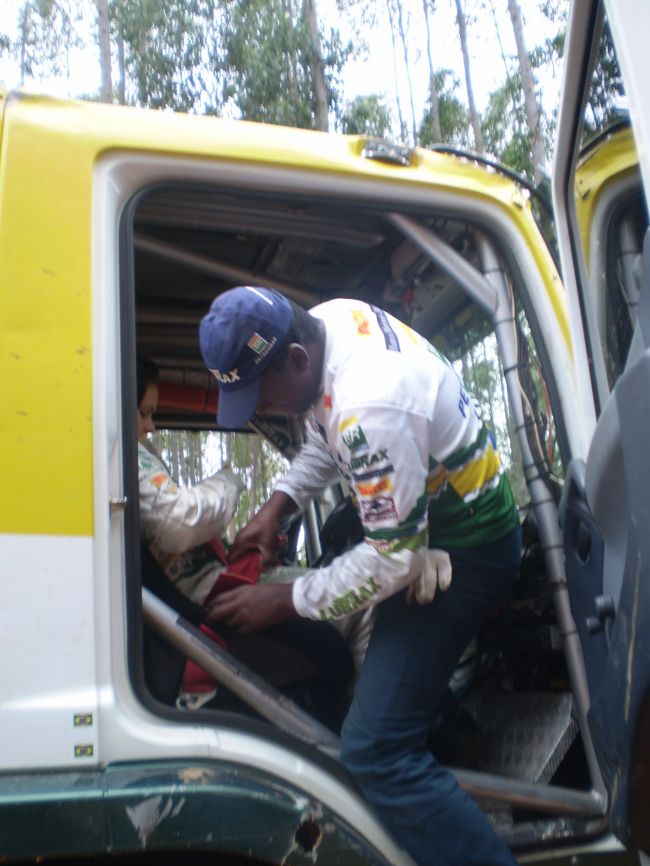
[{"x1": 341, "y1": 524, "x2": 522, "y2": 866}]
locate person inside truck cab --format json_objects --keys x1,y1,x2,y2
[
  {"x1": 199, "y1": 286, "x2": 522, "y2": 866},
  {"x1": 137, "y1": 356, "x2": 248, "y2": 604}
]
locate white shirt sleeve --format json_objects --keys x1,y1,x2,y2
[
  {"x1": 138, "y1": 444, "x2": 244, "y2": 554},
  {"x1": 289, "y1": 406, "x2": 433, "y2": 620},
  {"x1": 274, "y1": 425, "x2": 341, "y2": 510}
]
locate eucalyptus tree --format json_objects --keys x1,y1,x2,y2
[
  {"x1": 385, "y1": 0, "x2": 408, "y2": 142},
  {"x1": 341, "y1": 94, "x2": 393, "y2": 138},
  {"x1": 9, "y1": 0, "x2": 83, "y2": 86},
  {"x1": 481, "y1": 71, "x2": 535, "y2": 176},
  {"x1": 388, "y1": 0, "x2": 418, "y2": 145},
  {"x1": 221, "y1": 0, "x2": 349, "y2": 129},
  {"x1": 422, "y1": 0, "x2": 442, "y2": 143},
  {"x1": 110, "y1": 0, "x2": 218, "y2": 113},
  {"x1": 96, "y1": 0, "x2": 112, "y2": 102},
  {"x1": 303, "y1": 0, "x2": 329, "y2": 130},
  {"x1": 507, "y1": 0, "x2": 548, "y2": 184},
  {"x1": 453, "y1": 0, "x2": 484, "y2": 153},
  {"x1": 418, "y1": 69, "x2": 471, "y2": 149},
  {"x1": 582, "y1": 17, "x2": 624, "y2": 140}
]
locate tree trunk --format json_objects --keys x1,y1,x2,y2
[
  {"x1": 259, "y1": 443, "x2": 268, "y2": 502},
  {"x1": 461, "y1": 351, "x2": 470, "y2": 388},
  {"x1": 96, "y1": 0, "x2": 113, "y2": 103},
  {"x1": 187, "y1": 432, "x2": 202, "y2": 486},
  {"x1": 19, "y1": 2, "x2": 30, "y2": 85},
  {"x1": 282, "y1": 0, "x2": 300, "y2": 114},
  {"x1": 454, "y1": 0, "x2": 484, "y2": 153},
  {"x1": 303, "y1": 0, "x2": 329, "y2": 131},
  {"x1": 507, "y1": 0, "x2": 548, "y2": 184},
  {"x1": 386, "y1": 0, "x2": 407, "y2": 142},
  {"x1": 422, "y1": 0, "x2": 441, "y2": 142},
  {"x1": 487, "y1": 0, "x2": 512, "y2": 84},
  {"x1": 482, "y1": 339, "x2": 496, "y2": 432},
  {"x1": 117, "y1": 30, "x2": 126, "y2": 104},
  {"x1": 248, "y1": 436, "x2": 260, "y2": 522},
  {"x1": 170, "y1": 432, "x2": 180, "y2": 484},
  {"x1": 392, "y1": 0, "x2": 418, "y2": 145}
]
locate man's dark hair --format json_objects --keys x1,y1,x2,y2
[
  {"x1": 137, "y1": 355, "x2": 159, "y2": 406},
  {"x1": 268, "y1": 299, "x2": 321, "y2": 370}
]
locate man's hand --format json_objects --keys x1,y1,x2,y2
[
  {"x1": 230, "y1": 491, "x2": 298, "y2": 566},
  {"x1": 230, "y1": 516, "x2": 279, "y2": 567},
  {"x1": 406, "y1": 548, "x2": 452, "y2": 605},
  {"x1": 205, "y1": 583, "x2": 296, "y2": 634}
]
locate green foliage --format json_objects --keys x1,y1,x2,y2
[
  {"x1": 537, "y1": 1, "x2": 568, "y2": 25},
  {"x1": 10, "y1": 0, "x2": 83, "y2": 82},
  {"x1": 341, "y1": 94, "x2": 392, "y2": 137},
  {"x1": 221, "y1": 0, "x2": 310, "y2": 127},
  {"x1": 529, "y1": 31, "x2": 564, "y2": 70},
  {"x1": 480, "y1": 65, "x2": 552, "y2": 181},
  {"x1": 225, "y1": 432, "x2": 288, "y2": 529},
  {"x1": 318, "y1": 24, "x2": 353, "y2": 123},
  {"x1": 220, "y1": 0, "x2": 349, "y2": 129},
  {"x1": 582, "y1": 17, "x2": 625, "y2": 143},
  {"x1": 418, "y1": 69, "x2": 470, "y2": 148},
  {"x1": 111, "y1": 0, "x2": 218, "y2": 112},
  {"x1": 154, "y1": 429, "x2": 288, "y2": 535}
]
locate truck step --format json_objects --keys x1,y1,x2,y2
[{"x1": 465, "y1": 691, "x2": 578, "y2": 784}]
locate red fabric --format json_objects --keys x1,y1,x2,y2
[
  {"x1": 208, "y1": 536, "x2": 229, "y2": 566},
  {"x1": 203, "y1": 548, "x2": 263, "y2": 606},
  {"x1": 181, "y1": 542, "x2": 264, "y2": 694},
  {"x1": 181, "y1": 624, "x2": 228, "y2": 694}
]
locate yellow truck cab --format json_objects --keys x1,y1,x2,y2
[{"x1": 1, "y1": 0, "x2": 648, "y2": 863}]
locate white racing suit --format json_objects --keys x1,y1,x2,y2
[
  {"x1": 138, "y1": 440, "x2": 244, "y2": 604},
  {"x1": 275, "y1": 298, "x2": 516, "y2": 623}
]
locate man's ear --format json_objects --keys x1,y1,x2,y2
[{"x1": 286, "y1": 343, "x2": 310, "y2": 372}]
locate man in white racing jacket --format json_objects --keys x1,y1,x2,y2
[{"x1": 199, "y1": 287, "x2": 521, "y2": 866}]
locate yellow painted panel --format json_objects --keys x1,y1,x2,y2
[
  {"x1": 575, "y1": 126, "x2": 640, "y2": 270},
  {"x1": 0, "y1": 95, "x2": 94, "y2": 535}
]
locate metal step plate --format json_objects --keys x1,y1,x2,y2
[{"x1": 464, "y1": 691, "x2": 578, "y2": 784}]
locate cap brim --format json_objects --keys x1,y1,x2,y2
[{"x1": 217, "y1": 377, "x2": 261, "y2": 429}]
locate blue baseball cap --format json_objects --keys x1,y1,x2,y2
[{"x1": 199, "y1": 286, "x2": 292, "y2": 428}]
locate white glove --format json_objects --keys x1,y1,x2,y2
[{"x1": 406, "y1": 548, "x2": 452, "y2": 605}]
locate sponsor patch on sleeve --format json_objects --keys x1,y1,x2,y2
[
  {"x1": 349, "y1": 449, "x2": 391, "y2": 472},
  {"x1": 148, "y1": 473, "x2": 176, "y2": 493},
  {"x1": 319, "y1": 577, "x2": 381, "y2": 620},
  {"x1": 357, "y1": 477, "x2": 392, "y2": 497},
  {"x1": 361, "y1": 496, "x2": 398, "y2": 523},
  {"x1": 351, "y1": 310, "x2": 371, "y2": 335},
  {"x1": 339, "y1": 415, "x2": 369, "y2": 453}
]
